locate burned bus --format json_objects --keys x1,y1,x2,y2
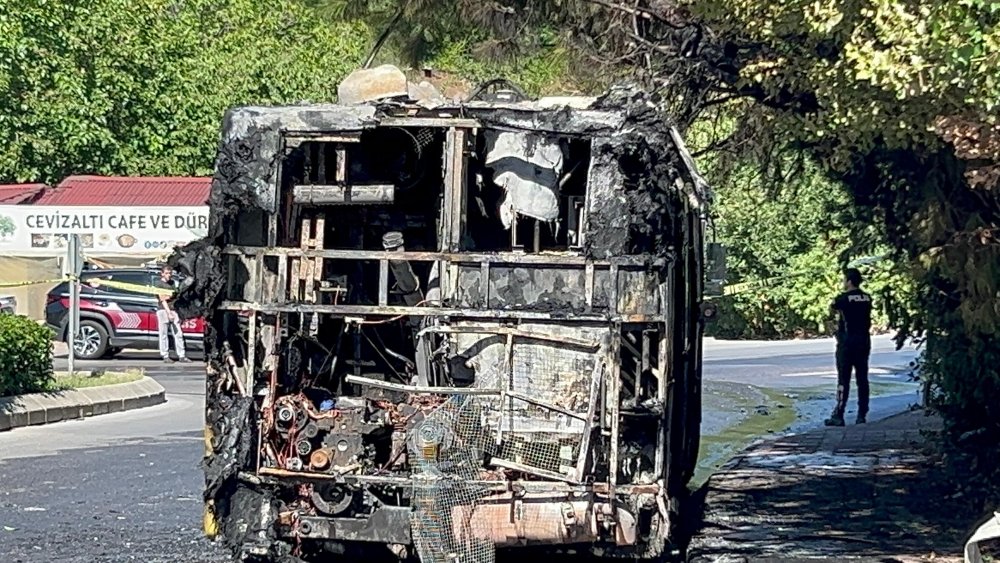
[{"x1": 172, "y1": 75, "x2": 712, "y2": 563}]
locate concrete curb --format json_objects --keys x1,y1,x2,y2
[{"x1": 0, "y1": 376, "x2": 166, "y2": 432}]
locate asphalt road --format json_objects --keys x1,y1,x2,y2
[
  {"x1": 0, "y1": 336, "x2": 920, "y2": 562},
  {"x1": 701, "y1": 333, "x2": 921, "y2": 435},
  {"x1": 0, "y1": 352, "x2": 227, "y2": 563}
]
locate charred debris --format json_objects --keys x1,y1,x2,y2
[{"x1": 171, "y1": 66, "x2": 711, "y2": 563}]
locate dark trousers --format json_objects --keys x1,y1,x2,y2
[{"x1": 834, "y1": 342, "x2": 871, "y2": 417}]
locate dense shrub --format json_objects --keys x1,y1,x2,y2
[{"x1": 0, "y1": 314, "x2": 53, "y2": 397}]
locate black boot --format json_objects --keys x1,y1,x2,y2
[
  {"x1": 856, "y1": 414, "x2": 867, "y2": 424},
  {"x1": 824, "y1": 413, "x2": 845, "y2": 427}
]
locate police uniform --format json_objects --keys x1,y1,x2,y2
[{"x1": 831, "y1": 288, "x2": 872, "y2": 420}]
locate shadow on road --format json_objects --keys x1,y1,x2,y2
[{"x1": 684, "y1": 415, "x2": 982, "y2": 562}]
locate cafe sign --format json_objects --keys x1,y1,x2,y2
[{"x1": 0, "y1": 205, "x2": 209, "y2": 255}]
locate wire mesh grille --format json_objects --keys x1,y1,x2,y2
[{"x1": 409, "y1": 325, "x2": 605, "y2": 563}]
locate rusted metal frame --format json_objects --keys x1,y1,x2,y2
[
  {"x1": 291, "y1": 184, "x2": 395, "y2": 205},
  {"x1": 461, "y1": 111, "x2": 622, "y2": 137},
  {"x1": 282, "y1": 131, "x2": 362, "y2": 147},
  {"x1": 248, "y1": 469, "x2": 660, "y2": 495},
  {"x1": 654, "y1": 267, "x2": 675, "y2": 481},
  {"x1": 266, "y1": 216, "x2": 279, "y2": 253},
  {"x1": 608, "y1": 325, "x2": 622, "y2": 495},
  {"x1": 448, "y1": 128, "x2": 468, "y2": 250},
  {"x1": 480, "y1": 261, "x2": 490, "y2": 307},
  {"x1": 336, "y1": 146, "x2": 347, "y2": 183},
  {"x1": 574, "y1": 347, "x2": 606, "y2": 481},
  {"x1": 379, "y1": 116, "x2": 480, "y2": 129},
  {"x1": 317, "y1": 142, "x2": 327, "y2": 184},
  {"x1": 311, "y1": 215, "x2": 324, "y2": 304},
  {"x1": 447, "y1": 128, "x2": 468, "y2": 302},
  {"x1": 609, "y1": 263, "x2": 620, "y2": 315},
  {"x1": 224, "y1": 254, "x2": 238, "y2": 301},
  {"x1": 277, "y1": 254, "x2": 288, "y2": 304},
  {"x1": 640, "y1": 329, "x2": 652, "y2": 402},
  {"x1": 500, "y1": 332, "x2": 515, "y2": 446},
  {"x1": 585, "y1": 262, "x2": 595, "y2": 312},
  {"x1": 247, "y1": 256, "x2": 267, "y2": 473},
  {"x1": 344, "y1": 374, "x2": 500, "y2": 396},
  {"x1": 506, "y1": 390, "x2": 587, "y2": 421},
  {"x1": 377, "y1": 259, "x2": 389, "y2": 306},
  {"x1": 278, "y1": 511, "x2": 412, "y2": 544},
  {"x1": 620, "y1": 334, "x2": 643, "y2": 392},
  {"x1": 218, "y1": 300, "x2": 658, "y2": 323},
  {"x1": 221, "y1": 245, "x2": 648, "y2": 267},
  {"x1": 489, "y1": 457, "x2": 581, "y2": 485},
  {"x1": 246, "y1": 310, "x2": 259, "y2": 401},
  {"x1": 289, "y1": 258, "x2": 301, "y2": 301},
  {"x1": 416, "y1": 325, "x2": 599, "y2": 349}
]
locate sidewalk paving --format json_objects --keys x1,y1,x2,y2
[{"x1": 687, "y1": 409, "x2": 981, "y2": 562}]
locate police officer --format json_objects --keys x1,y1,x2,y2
[{"x1": 825, "y1": 267, "x2": 872, "y2": 426}]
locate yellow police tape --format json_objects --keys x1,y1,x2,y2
[
  {"x1": 721, "y1": 276, "x2": 783, "y2": 296},
  {"x1": 0, "y1": 276, "x2": 172, "y2": 297},
  {"x1": 0, "y1": 278, "x2": 65, "y2": 289}
]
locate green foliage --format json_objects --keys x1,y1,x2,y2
[
  {"x1": 0, "y1": 0, "x2": 371, "y2": 184},
  {"x1": 700, "y1": 143, "x2": 911, "y2": 339},
  {"x1": 0, "y1": 313, "x2": 53, "y2": 397},
  {"x1": 306, "y1": 0, "x2": 617, "y2": 96},
  {"x1": 0, "y1": 215, "x2": 14, "y2": 238},
  {"x1": 681, "y1": 0, "x2": 1000, "y2": 454},
  {"x1": 422, "y1": 37, "x2": 578, "y2": 97},
  {"x1": 685, "y1": 0, "x2": 999, "y2": 167}
]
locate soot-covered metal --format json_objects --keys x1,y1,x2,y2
[{"x1": 171, "y1": 77, "x2": 710, "y2": 563}]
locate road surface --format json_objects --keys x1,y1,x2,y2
[{"x1": 0, "y1": 336, "x2": 920, "y2": 561}]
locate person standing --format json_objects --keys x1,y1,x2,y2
[
  {"x1": 825, "y1": 267, "x2": 873, "y2": 426},
  {"x1": 156, "y1": 265, "x2": 190, "y2": 364}
]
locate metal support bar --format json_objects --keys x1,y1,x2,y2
[
  {"x1": 585, "y1": 262, "x2": 595, "y2": 312},
  {"x1": 379, "y1": 116, "x2": 480, "y2": 129},
  {"x1": 222, "y1": 245, "x2": 649, "y2": 267},
  {"x1": 609, "y1": 264, "x2": 620, "y2": 314},
  {"x1": 480, "y1": 261, "x2": 490, "y2": 307},
  {"x1": 416, "y1": 325, "x2": 599, "y2": 348},
  {"x1": 654, "y1": 278, "x2": 673, "y2": 480},
  {"x1": 246, "y1": 310, "x2": 258, "y2": 391},
  {"x1": 344, "y1": 374, "x2": 500, "y2": 396},
  {"x1": 608, "y1": 328, "x2": 622, "y2": 495},
  {"x1": 292, "y1": 184, "x2": 394, "y2": 205},
  {"x1": 335, "y1": 147, "x2": 347, "y2": 183},
  {"x1": 219, "y1": 300, "x2": 657, "y2": 322},
  {"x1": 277, "y1": 254, "x2": 288, "y2": 304},
  {"x1": 506, "y1": 391, "x2": 587, "y2": 421},
  {"x1": 378, "y1": 259, "x2": 389, "y2": 306},
  {"x1": 489, "y1": 457, "x2": 580, "y2": 484},
  {"x1": 575, "y1": 346, "x2": 606, "y2": 481}
]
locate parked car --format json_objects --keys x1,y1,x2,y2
[
  {"x1": 45, "y1": 268, "x2": 205, "y2": 360},
  {"x1": 0, "y1": 294, "x2": 16, "y2": 315}
]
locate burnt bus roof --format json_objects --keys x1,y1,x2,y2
[{"x1": 204, "y1": 85, "x2": 710, "y2": 262}]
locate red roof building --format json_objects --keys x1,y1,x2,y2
[
  {"x1": 0, "y1": 183, "x2": 47, "y2": 204},
  {"x1": 33, "y1": 175, "x2": 211, "y2": 206}
]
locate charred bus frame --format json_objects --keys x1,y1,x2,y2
[{"x1": 185, "y1": 85, "x2": 711, "y2": 562}]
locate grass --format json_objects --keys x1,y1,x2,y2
[
  {"x1": 693, "y1": 387, "x2": 797, "y2": 488},
  {"x1": 45, "y1": 369, "x2": 144, "y2": 391}
]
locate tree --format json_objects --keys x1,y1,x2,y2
[
  {"x1": 0, "y1": 215, "x2": 14, "y2": 239},
  {"x1": 678, "y1": 0, "x2": 999, "y2": 464},
  {"x1": 0, "y1": 0, "x2": 371, "y2": 184},
  {"x1": 313, "y1": 0, "x2": 1000, "y2": 499}
]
